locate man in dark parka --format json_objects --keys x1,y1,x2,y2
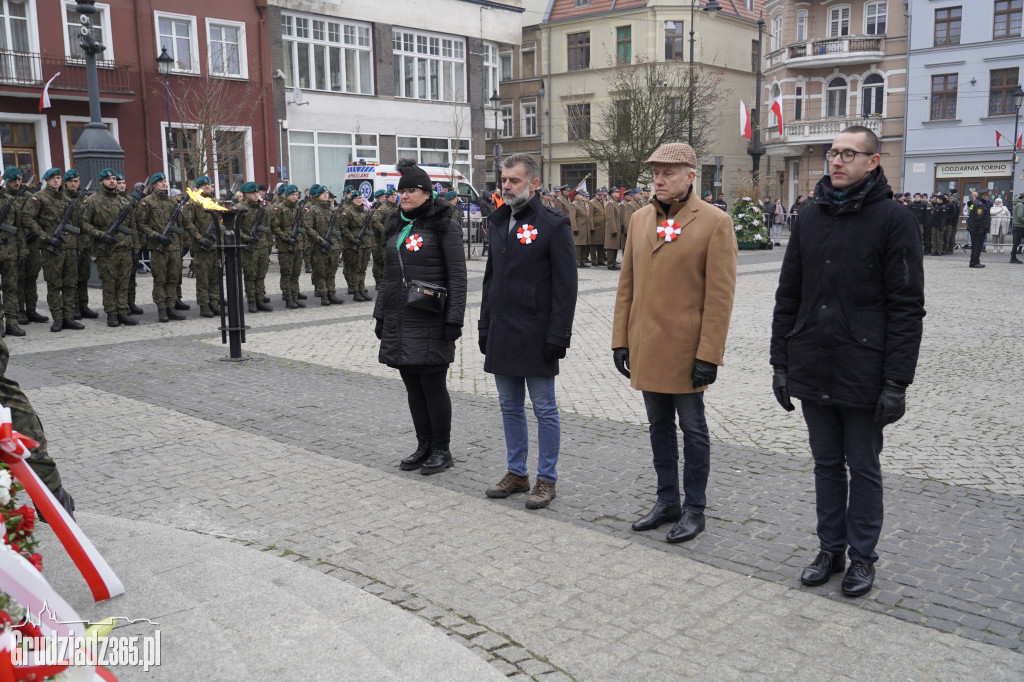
[
  {"x1": 770, "y1": 126, "x2": 925, "y2": 598},
  {"x1": 479, "y1": 153, "x2": 578, "y2": 510}
]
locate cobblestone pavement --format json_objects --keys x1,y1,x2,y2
[{"x1": 9, "y1": 249, "x2": 1024, "y2": 679}]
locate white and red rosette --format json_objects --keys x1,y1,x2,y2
[
  {"x1": 404, "y1": 234, "x2": 423, "y2": 251},
  {"x1": 0, "y1": 406, "x2": 124, "y2": 604},
  {"x1": 657, "y1": 219, "x2": 681, "y2": 242},
  {"x1": 516, "y1": 224, "x2": 538, "y2": 245}
]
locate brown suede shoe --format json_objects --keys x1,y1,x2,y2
[
  {"x1": 525, "y1": 479, "x2": 556, "y2": 509},
  {"x1": 485, "y1": 471, "x2": 530, "y2": 498}
]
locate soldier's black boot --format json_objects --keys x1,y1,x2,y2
[
  {"x1": 256, "y1": 301, "x2": 272, "y2": 312},
  {"x1": 320, "y1": 295, "x2": 330, "y2": 306},
  {"x1": 174, "y1": 300, "x2": 190, "y2": 311},
  {"x1": 72, "y1": 309, "x2": 82, "y2": 320},
  {"x1": 50, "y1": 320, "x2": 62, "y2": 333},
  {"x1": 128, "y1": 301, "x2": 144, "y2": 315},
  {"x1": 352, "y1": 291, "x2": 366, "y2": 302},
  {"x1": 294, "y1": 298, "x2": 306, "y2": 308},
  {"x1": 158, "y1": 308, "x2": 169, "y2": 322},
  {"x1": 399, "y1": 437, "x2": 432, "y2": 471},
  {"x1": 296, "y1": 292, "x2": 308, "y2": 300},
  {"x1": 62, "y1": 318, "x2": 85, "y2": 330},
  {"x1": 117, "y1": 314, "x2": 138, "y2": 326},
  {"x1": 420, "y1": 440, "x2": 453, "y2": 476},
  {"x1": 262, "y1": 296, "x2": 270, "y2": 303},
  {"x1": 200, "y1": 305, "x2": 214, "y2": 318},
  {"x1": 209, "y1": 302, "x2": 221, "y2": 315},
  {"x1": 327, "y1": 293, "x2": 345, "y2": 304},
  {"x1": 166, "y1": 307, "x2": 185, "y2": 321},
  {"x1": 248, "y1": 301, "x2": 258, "y2": 313},
  {"x1": 360, "y1": 289, "x2": 373, "y2": 301},
  {"x1": 27, "y1": 308, "x2": 48, "y2": 323},
  {"x1": 347, "y1": 287, "x2": 355, "y2": 295},
  {"x1": 106, "y1": 313, "x2": 120, "y2": 327},
  {"x1": 17, "y1": 310, "x2": 29, "y2": 325},
  {"x1": 285, "y1": 299, "x2": 299, "y2": 309},
  {"x1": 79, "y1": 304, "x2": 99, "y2": 319},
  {"x1": 4, "y1": 322, "x2": 25, "y2": 337}
]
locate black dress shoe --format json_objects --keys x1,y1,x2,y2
[
  {"x1": 800, "y1": 550, "x2": 846, "y2": 586},
  {"x1": 665, "y1": 510, "x2": 705, "y2": 543},
  {"x1": 420, "y1": 442, "x2": 453, "y2": 475},
  {"x1": 631, "y1": 502, "x2": 683, "y2": 531},
  {"x1": 841, "y1": 560, "x2": 875, "y2": 597},
  {"x1": 399, "y1": 438, "x2": 432, "y2": 471},
  {"x1": 969, "y1": 263, "x2": 986, "y2": 268}
]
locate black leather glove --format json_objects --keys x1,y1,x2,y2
[
  {"x1": 200, "y1": 237, "x2": 213, "y2": 250},
  {"x1": 17, "y1": 256, "x2": 26, "y2": 268},
  {"x1": 374, "y1": 319, "x2": 383, "y2": 340},
  {"x1": 443, "y1": 324, "x2": 462, "y2": 342},
  {"x1": 288, "y1": 237, "x2": 298, "y2": 246},
  {"x1": 478, "y1": 334, "x2": 487, "y2": 355},
  {"x1": 874, "y1": 379, "x2": 907, "y2": 426},
  {"x1": 612, "y1": 347, "x2": 630, "y2": 378},
  {"x1": 46, "y1": 237, "x2": 61, "y2": 249},
  {"x1": 772, "y1": 366, "x2": 795, "y2": 412},
  {"x1": 691, "y1": 359, "x2": 718, "y2": 389},
  {"x1": 154, "y1": 234, "x2": 171, "y2": 247},
  {"x1": 573, "y1": 229, "x2": 579, "y2": 235},
  {"x1": 100, "y1": 233, "x2": 117, "y2": 245},
  {"x1": 543, "y1": 343, "x2": 567, "y2": 361}
]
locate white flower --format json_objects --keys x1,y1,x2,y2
[
  {"x1": 0, "y1": 470, "x2": 9, "y2": 506},
  {"x1": 742, "y1": 196, "x2": 751, "y2": 201},
  {"x1": 754, "y1": 233, "x2": 764, "y2": 241},
  {"x1": 752, "y1": 219, "x2": 760, "y2": 226},
  {"x1": 737, "y1": 213, "x2": 745, "y2": 219},
  {"x1": 734, "y1": 225, "x2": 742, "y2": 231}
]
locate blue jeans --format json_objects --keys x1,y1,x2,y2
[
  {"x1": 493, "y1": 375, "x2": 561, "y2": 483},
  {"x1": 642, "y1": 391, "x2": 710, "y2": 513}
]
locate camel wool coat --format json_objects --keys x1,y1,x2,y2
[{"x1": 611, "y1": 192, "x2": 738, "y2": 394}]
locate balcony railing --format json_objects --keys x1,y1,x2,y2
[
  {"x1": 767, "y1": 117, "x2": 883, "y2": 144},
  {"x1": 766, "y1": 35, "x2": 885, "y2": 69},
  {"x1": 0, "y1": 50, "x2": 134, "y2": 94}
]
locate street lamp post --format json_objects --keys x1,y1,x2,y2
[
  {"x1": 688, "y1": 0, "x2": 721, "y2": 145},
  {"x1": 1011, "y1": 85, "x2": 1024, "y2": 198},
  {"x1": 748, "y1": 13, "x2": 766, "y2": 183},
  {"x1": 538, "y1": 81, "x2": 545, "y2": 186},
  {"x1": 70, "y1": 0, "x2": 124, "y2": 185},
  {"x1": 157, "y1": 46, "x2": 175, "y2": 186},
  {"x1": 490, "y1": 89, "x2": 503, "y2": 189}
]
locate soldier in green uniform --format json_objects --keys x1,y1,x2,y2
[
  {"x1": 21, "y1": 168, "x2": 84, "y2": 332},
  {"x1": 137, "y1": 172, "x2": 190, "y2": 322},
  {"x1": 81, "y1": 168, "x2": 139, "y2": 328},
  {"x1": 339, "y1": 193, "x2": 370, "y2": 301},
  {"x1": 237, "y1": 181, "x2": 273, "y2": 314},
  {"x1": 371, "y1": 189, "x2": 392, "y2": 289},
  {"x1": 118, "y1": 175, "x2": 145, "y2": 316},
  {"x1": 350, "y1": 193, "x2": 375, "y2": 302},
  {"x1": 0, "y1": 336, "x2": 76, "y2": 519},
  {"x1": 15, "y1": 173, "x2": 47, "y2": 328},
  {"x1": 183, "y1": 176, "x2": 223, "y2": 318},
  {"x1": 63, "y1": 170, "x2": 100, "y2": 322},
  {"x1": 270, "y1": 185, "x2": 307, "y2": 308},
  {"x1": 304, "y1": 184, "x2": 342, "y2": 306},
  {"x1": 0, "y1": 167, "x2": 29, "y2": 336}
]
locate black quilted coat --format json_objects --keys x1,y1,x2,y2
[{"x1": 373, "y1": 198, "x2": 467, "y2": 368}]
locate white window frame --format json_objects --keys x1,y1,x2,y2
[
  {"x1": 0, "y1": 0, "x2": 41, "y2": 82},
  {"x1": 62, "y1": 1, "x2": 113, "y2": 62},
  {"x1": 865, "y1": 1, "x2": 887, "y2": 35},
  {"x1": 159, "y1": 121, "x2": 206, "y2": 190},
  {"x1": 59, "y1": 114, "x2": 119, "y2": 169},
  {"x1": 0, "y1": 112, "x2": 51, "y2": 176},
  {"x1": 392, "y1": 28, "x2": 466, "y2": 103},
  {"x1": 499, "y1": 104, "x2": 513, "y2": 138},
  {"x1": 794, "y1": 82, "x2": 805, "y2": 121},
  {"x1": 521, "y1": 100, "x2": 537, "y2": 137},
  {"x1": 211, "y1": 125, "x2": 255, "y2": 198},
  {"x1": 828, "y1": 6, "x2": 851, "y2": 38},
  {"x1": 396, "y1": 135, "x2": 471, "y2": 180},
  {"x1": 205, "y1": 18, "x2": 248, "y2": 80},
  {"x1": 154, "y1": 11, "x2": 200, "y2": 75},
  {"x1": 770, "y1": 14, "x2": 783, "y2": 51},
  {"x1": 287, "y1": 130, "x2": 380, "y2": 194},
  {"x1": 860, "y1": 73, "x2": 885, "y2": 116},
  {"x1": 500, "y1": 50, "x2": 512, "y2": 82},
  {"x1": 826, "y1": 77, "x2": 848, "y2": 118},
  {"x1": 483, "y1": 41, "x2": 499, "y2": 99},
  {"x1": 796, "y1": 10, "x2": 808, "y2": 42},
  {"x1": 281, "y1": 13, "x2": 374, "y2": 95}
]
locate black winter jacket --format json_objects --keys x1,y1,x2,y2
[
  {"x1": 770, "y1": 169, "x2": 925, "y2": 409},
  {"x1": 479, "y1": 192, "x2": 578, "y2": 377},
  {"x1": 373, "y1": 198, "x2": 467, "y2": 368},
  {"x1": 966, "y1": 199, "x2": 991, "y2": 233}
]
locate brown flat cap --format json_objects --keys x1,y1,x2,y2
[{"x1": 645, "y1": 143, "x2": 698, "y2": 168}]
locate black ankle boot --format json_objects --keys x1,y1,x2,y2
[
  {"x1": 399, "y1": 437, "x2": 432, "y2": 471},
  {"x1": 420, "y1": 440, "x2": 453, "y2": 475}
]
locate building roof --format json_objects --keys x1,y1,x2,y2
[{"x1": 547, "y1": 0, "x2": 766, "y2": 23}]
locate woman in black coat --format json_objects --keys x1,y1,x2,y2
[{"x1": 373, "y1": 159, "x2": 467, "y2": 475}]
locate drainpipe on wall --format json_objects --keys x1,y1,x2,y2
[
  {"x1": 135, "y1": 0, "x2": 153, "y2": 171},
  {"x1": 901, "y1": 0, "x2": 912, "y2": 192}
]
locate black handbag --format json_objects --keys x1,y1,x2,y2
[{"x1": 397, "y1": 233, "x2": 447, "y2": 314}]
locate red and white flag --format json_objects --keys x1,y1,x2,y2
[
  {"x1": 1018, "y1": 133, "x2": 1023, "y2": 150},
  {"x1": 770, "y1": 97, "x2": 784, "y2": 134},
  {"x1": 740, "y1": 100, "x2": 752, "y2": 140},
  {"x1": 39, "y1": 72, "x2": 61, "y2": 112},
  {"x1": 996, "y1": 130, "x2": 1006, "y2": 147}
]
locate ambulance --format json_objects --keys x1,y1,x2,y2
[{"x1": 344, "y1": 161, "x2": 484, "y2": 226}]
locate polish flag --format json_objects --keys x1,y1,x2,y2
[
  {"x1": 39, "y1": 71, "x2": 61, "y2": 112},
  {"x1": 996, "y1": 130, "x2": 1006, "y2": 147},
  {"x1": 740, "y1": 100, "x2": 752, "y2": 140},
  {"x1": 770, "y1": 97, "x2": 784, "y2": 134},
  {"x1": 1018, "y1": 134, "x2": 1023, "y2": 150}
]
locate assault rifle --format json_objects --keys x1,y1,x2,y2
[
  {"x1": 46, "y1": 180, "x2": 93, "y2": 255},
  {"x1": 288, "y1": 198, "x2": 306, "y2": 251},
  {"x1": 321, "y1": 205, "x2": 342, "y2": 254},
  {"x1": 0, "y1": 174, "x2": 35, "y2": 239},
  {"x1": 355, "y1": 206, "x2": 376, "y2": 248},
  {"x1": 242, "y1": 198, "x2": 270, "y2": 252},
  {"x1": 152, "y1": 195, "x2": 188, "y2": 253},
  {"x1": 98, "y1": 182, "x2": 145, "y2": 255}
]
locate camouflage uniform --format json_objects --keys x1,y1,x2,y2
[
  {"x1": 237, "y1": 196, "x2": 272, "y2": 306},
  {"x1": 16, "y1": 188, "x2": 44, "y2": 323},
  {"x1": 127, "y1": 188, "x2": 143, "y2": 313},
  {"x1": 341, "y1": 201, "x2": 370, "y2": 296},
  {"x1": 373, "y1": 200, "x2": 395, "y2": 287},
  {"x1": 81, "y1": 184, "x2": 137, "y2": 317},
  {"x1": 0, "y1": 183, "x2": 28, "y2": 327},
  {"x1": 22, "y1": 185, "x2": 78, "y2": 322},
  {"x1": 270, "y1": 199, "x2": 307, "y2": 304},
  {"x1": 70, "y1": 188, "x2": 96, "y2": 316},
  {"x1": 137, "y1": 190, "x2": 190, "y2": 313},
  {"x1": 306, "y1": 199, "x2": 340, "y2": 300},
  {"x1": 351, "y1": 204, "x2": 377, "y2": 297},
  {"x1": 184, "y1": 197, "x2": 221, "y2": 309}
]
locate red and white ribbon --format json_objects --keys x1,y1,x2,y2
[
  {"x1": 0, "y1": 407, "x2": 124, "y2": 603},
  {"x1": 657, "y1": 219, "x2": 681, "y2": 242},
  {"x1": 516, "y1": 224, "x2": 538, "y2": 245},
  {"x1": 405, "y1": 234, "x2": 422, "y2": 251}
]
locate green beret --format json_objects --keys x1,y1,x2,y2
[
  {"x1": 98, "y1": 168, "x2": 117, "y2": 180},
  {"x1": 148, "y1": 172, "x2": 166, "y2": 185},
  {"x1": 276, "y1": 183, "x2": 287, "y2": 195},
  {"x1": 386, "y1": 187, "x2": 397, "y2": 196},
  {"x1": 343, "y1": 185, "x2": 354, "y2": 193},
  {"x1": 42, "y1": 168, "x2": 63, "y2": 181},
  {"x1": 283, "y1": 184, "x2": 299, "y2": 196},
  {"x1": 194, "y1": 175, "x2": 213, "y2": 188},
  {"x1": 115, "y1": 173, "x2": 125, "y2": 181},
  {"x1": 240, "y1": 181, "x2": 259, "y2": 194},
  {"x1": 372, "y1": 189, "x2": 386, "y2": 198},
  {"x1": 308, "y1": 184, "x2": 322, "y2": 198},
  {"x1": 3, "y1": 166, "x2": 22, "y2": 181},
  {"x1": 63, "y1": 169, "x2": 80, "y2": 181},
  {"x1": 442, "y1": 190, "x2": 458, "y2": 200}
]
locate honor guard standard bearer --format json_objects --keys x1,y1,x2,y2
[
  {"x1": 138, "y1": 172, "x2": 191, "y2": 323},
  {"x1": 81, "y1": 168, "x2": 140, "y2": 328},
  {"x1": 21, "y1": 168, "x2": 85, "y2": 332},
  {"x1": 270, "y1": 185, "x2": 307, "y2": 308},
  {"x1": 64, "y1": 170, "x2": 99, "y2": 321},
  {"x1": 0, "y1": 167, "x2": 30, "y2": 336},
  {"x1": 237, "y1": 181, "x2": 273, "y2": 314}
]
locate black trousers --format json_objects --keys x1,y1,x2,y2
[
  {"x1": 801, "y1": 400, "x2": 884, "y2": 564},
  {"x1": 399, "y1": 367, "x2": 452, "y2": 442},
  {"x1": 969, "y1": 228, "x2": 985, "y2": 265},
  {"x1": 1011, "y1": 226, "x2": 1024, "y2": 258}
]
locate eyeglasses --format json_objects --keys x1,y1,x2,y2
[{"x1": 826, "y1": 149, "x2": 875, "y2": 163}]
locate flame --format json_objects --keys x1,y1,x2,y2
[{"x1": 186, "y1": 187, "x2": 228, "y2": 211}]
